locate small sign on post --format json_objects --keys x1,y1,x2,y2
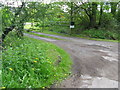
[
  {"x1": 70, "y1": 22, "x2": 75, "y2": 28},
  {"x1": 70, "y1": 25, "x2": 74, "y2": 28}
]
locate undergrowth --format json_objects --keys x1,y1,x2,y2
[
  {"x1": 2, "y1": 32, "x2": 72, "y2": 88},
  {"x1": 80, "y1": 29, "x2": 118, "y2": 40}
]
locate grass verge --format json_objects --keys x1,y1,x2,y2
[
  {"x1": 2, "y1": 32, "x2": 72, "y2": 88},
  {"x1": 25, "y1": 31, "x2": 63, "y2": 40},
  {"x1": 34, "y1": 30, "x2": 119, "y2": 42}
]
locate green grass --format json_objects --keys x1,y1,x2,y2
[
  {"x1": 73, "y1": 34, "x2": 119, "y2": 42},
  {"x1": 41, "y1": 30, "x2": 70, "y2": 37},
  {"x1": 2, "y1": 32, "x2": 72, "y2": 88},
  {"x1": 24, "y1": 23, "x2": 42, "y2": 30},
  {"x1": 24, "y1": 24, "x2": 31, "y2": 29},
  {"x1": 25, "y1": 31, "x2": 64, "y2": 40}
]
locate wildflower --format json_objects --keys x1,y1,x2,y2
[
  {"x1": 42, "y1": 87, "x2": 45, "y2": 89},
  {"x1": 1, "y1": 87, "x2": 6, "y2": 89},
  {"x1": 9, "y1": 68, "x2": 13, "y2": 71},
  {"x1": 35, "y1": 58, "x2": 38, "y2": 59},
  {"x1": 33, "y1": 61, "x2": 37, "y2": 63},
  {"x1": 32, "y1": 68, "x2": 35, "y2": 70}
]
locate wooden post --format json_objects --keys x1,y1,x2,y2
[{"x1": 70, "y1": 2, "x2": 73, "y2": 35}]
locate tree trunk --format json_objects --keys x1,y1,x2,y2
[
  {"x1": 89, "y1": 2, "x2": 97, "y2": 28},
  {"x1": 89, "y1": 15, "x2": 96, "y2": 28},
  {"x1": 16, "y1": 22, "x2": 24, "y2": 37},
  {"x1": 110, "y1": 2, "x2": 118, "y2": 17},
  {"x1": 2, "y1": 2, "x2": 25, "y2": 41},
  {"x1": 2, "y1": 25, "x2": 15, "y2": 41},
  {"x1": 98, "y1": 2, "x2": 103, "y2": 26}
]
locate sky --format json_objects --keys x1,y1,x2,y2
[
  {"x1": 0, "y1": 0, "x2": 119, "y2": 7},
  {"x1": 0, "y1": 0, "x2": 119, "y2": 2}
]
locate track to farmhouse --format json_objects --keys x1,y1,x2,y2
[{"x1": 25, "y1": 32, "x2": 119, "y2": 88}]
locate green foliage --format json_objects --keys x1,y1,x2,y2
[
  {"x1": 2, "y1": 7, "x2": 14, "y2": 31},
  {"x1": 2, "y1": 32, "x2": 72, "y2": 88},
  {"x1": 100, "y1": 13, "x2": 118, "y2": 30},
  {"x1": 2, "y1": 1, "x2": 120, "y2": 41},
  {"x1": 117, "y1": 9, "x2": 120, "y2": 22},
  {"x1": 24, "y1": 1, "x2": 120, "y2": 41},
  {"x1": 80, "y1": 29, "x2": 118, "y2": 40}
]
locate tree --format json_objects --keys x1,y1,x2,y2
[
  {"x1": 2, "y1": 2, "x2": 25, "y2": 41},
  {"x1": 117, "y1": 3, "x2": 120, "y2": 22},
  {"x1": 81, "y1": 2, "x2": 98, "y2": 28},
  {"x1": 90, "y1": 2, "x2": 97, "y2": 28},
  {"x1": 110, "y1": 2, "x2": 118, "y2": 17},
  {"x1": 98, "y1": 2, "x2": 104, "y2": 26}
]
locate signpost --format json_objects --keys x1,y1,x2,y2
[
  {"x1": 70, "y1": 22, "x2": 75, "y2": 29},
  {"x1": 70, "y1": 2, "x2": 74, "y2": 35}
]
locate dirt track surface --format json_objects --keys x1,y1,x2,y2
[{"x1": 24, "y1": 32, "x2": 119, "y2": 88}]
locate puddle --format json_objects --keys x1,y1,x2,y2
[
  {"x1": 80, "y1": 75, "x2": 118, "y2": 88},
  {"x1": 99, "y1": 50, "x2": 118, "y2": 56},
  {"x1": 99, "y1": 50, "x2": 118, "y2": 62},
  {"x1": 89, "y1": 77, "x2": 118, "y2": 88},
  {"x1": 99, "y1": 50, "x2": 110, "y2": 53},
  {"x1": 81, "y1": 75, "x2": 92, "y2": 79},
  {"x1": 102, "y1": 56, "x2": 118, "y2": 62},
  {"x1": 86, "y1": 43, "x2": 111, "y2": 49}
]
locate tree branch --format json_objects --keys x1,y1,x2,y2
[{"x1": 2, "y1": 2, "x2": 25, "y2": 41}]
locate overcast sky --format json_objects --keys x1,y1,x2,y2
[
  {"x1": 1, "y1": 0, "x2": 119, "y2": 3},
  {"x1": 0, "y1": 0, "x2": 119, "y2": 8}
]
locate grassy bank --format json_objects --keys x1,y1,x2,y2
[{"x1": 2, "y1": 32, "x2": 72, "y2": 88}]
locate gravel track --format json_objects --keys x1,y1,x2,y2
[{"x1": 25, "y1": 32, "x2": 119, "y2": 88}]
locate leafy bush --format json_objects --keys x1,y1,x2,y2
[
  {"x1": 100, "y1": 13, "x2": 118, "y2": 30},
  {"x1": 117, "y1": 9, "x2": 120, "y2": 23},
  {"x1": 2, "y1": 32, "x2": 72, "y2": 88},
  {"x1": 81, "y1": 29, "x2": 118, "y2": 40}
]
